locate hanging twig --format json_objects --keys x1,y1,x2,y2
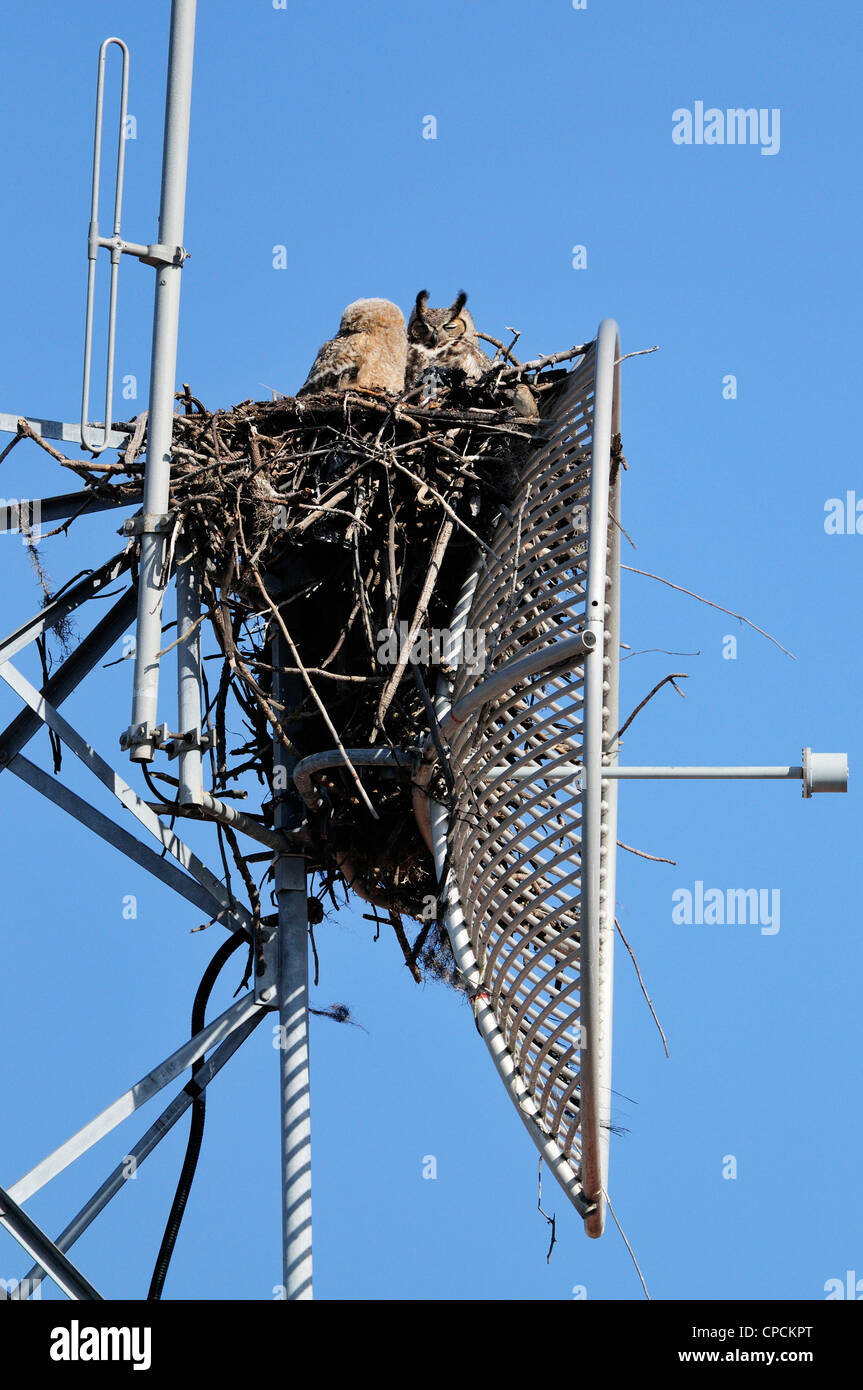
[
  {"x1": 622, "y1": 565, "x2": 796, "y2": 659},
  {"x1": 615, "y1": 917, "x2": 669, "y2": 1058},
  {"x1": 537, "y1": 1158, "x2": 557, "y2": 1264},
  {"x1": 603, "y1": 1186, "x2": 651, "y2": 1300}
]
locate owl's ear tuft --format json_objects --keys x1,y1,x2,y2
[
  {"x1": 414, "y1": 290, "x2": 429, "y2": 318},
  {"x1": 449, "y1": 291, "x2": 468, "y2": 318}
]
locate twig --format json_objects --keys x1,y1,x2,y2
[
  {"x1": 622, "y1": 565, "x2": 796, "y2": 660},
  {"x1": 16, "y1": 420, "x2": 134, "y2": 475},
  {"x1": 375, "y1": 515, "x2": 454, "y2": 729},
  {"x1": 155, "y1": 611, "x2": 206, "y2": 659},
  {"x1": 617, "y1": 840, "x2": 676, "y2": 866},
  {"x1": 496, "y1": 343, "x2": 592, "y2": 381},
  {"x1": 615, "y1": 345, "x2": 659, "y2": 365},
  {"x1": 615, "y1": 917, "x2": 669, "y2": 1058},
  {"x1": 609, "y1": 511, "x2": 637, "y2": 550},
  {"x1": 603, "y1": 1186, "x2": 651, "y2": 1300},
  {"x1": 477, "y1": 330, "x2": 523, "y2": 368},
  {"x1": 124, "y1": 410, "x2": 148, "y2": 467},
  {"x1": 614, "y1": 673, "x2": 689, "y2": 743},
  {"x1": 621, "y1": 647, "x2": 700, "y2": 662},
  {"x1": 244, "y1": 555, "x2": 380, "y2": 820},
  {"x1": 389, "y1": 911, "x2": 423, "y2": 984},
  {"x1": 537, "y1": 1158, "x2": 557, "y2": 1264},
  {"x1": 388, "y1": 457, "x2": 499, "y2": 558},
  {"x1": 0, "y1": 425, "x2": 25, "y2": 467}
]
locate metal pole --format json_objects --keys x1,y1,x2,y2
[
  {"x1": 580, "y1": 319, "x2": 619, "y2": 1218},
  {"x1": 175, "y1": 547, "x2": 203, "y2": 804},
  {"x1": 128, "y1": 0, "x2": 197, "y2": 761},
  {"x1": 589, "y1": 343, "x2": 622, "y2": 1240},
  {"x1": 601, "y1": 765, "x2": 803, "y2": 779},
  {"x1": 271, "y1": 638, "x2": 313, "y2": 1300}
]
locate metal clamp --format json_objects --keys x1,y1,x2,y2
[
  {"x1": 120, "y1": 720, "x2": 170, "y2": 752},
  {"x1": 134, "y1": 241, "x2": 189, "y2": 268},
  {"x1": 90, "y1": 234, "x2": 190, "y2": 269},
  {"x1": 165, "y1": 729, "x2": 212, "y2": 760},
  {"x1": 120, "y1": 512, "x2": 175, "y2": 537},
  {"x1": 255, "y1": 915, "x2": 280, "y2": 1006}
]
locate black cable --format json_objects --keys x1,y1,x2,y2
[{"x1": 146, "y1": 931, "x2": 247, "y2": 1300}]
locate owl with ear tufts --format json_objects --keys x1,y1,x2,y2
[
  {"x1": 405, "y1": 290, "x2": 492, "y2": 389},
  {"x1": 298, "y1": 298, "x2": 407, "y2": 396}
]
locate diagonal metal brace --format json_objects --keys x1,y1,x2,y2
[
  {"x1": 6, "y1": 992, "x2": 265, "y2": 1206},
  {"x1": 0, "y1": 658, "x2": 252, "y2": 933},
  {"x1": 11, "y1": 1010, "x2": 267, "y2": 1300},
  {"x1": 0, "y1": 1185, "x2": 101, "y2": 1301}
]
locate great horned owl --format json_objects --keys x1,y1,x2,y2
[
  {"x1": 405, "y1": 290, "x2": 492, "y2": 388},
  {"x1": 298, "y1": 298, "x2": 407, "y2": 396}
]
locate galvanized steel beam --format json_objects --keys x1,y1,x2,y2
[
  {"x1": 0, "y1": 1184, "x2": 102, "y2": 1301},
  {"x1": 0, "y1": 587, "x2": 137, "y2": 768},
  {"x1": 9, "y1": 755, "x2": 232, "y2": 924},
  {"x1": 7, "y1": 991, "x2": 262, "y2": 1206},
  {"x1": 0, "y1": 551, "x2": 132, "y2": 667},
  {"x1": 0, "y1": 659, "x2": 251, "y2": 934},
  {"x1": 11, "y1": 1009, "x2": 266, "y2": 1299}
]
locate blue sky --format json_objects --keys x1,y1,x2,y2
[{"x1": 0, "y1": 0, "x2": 859, "y2": 1301}]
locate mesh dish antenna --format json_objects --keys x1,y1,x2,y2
[{"x1": 415, "y1": 321, "x2": 622, "y2": 1234}]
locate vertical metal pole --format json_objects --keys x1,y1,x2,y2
[
  {"x1": 271, "y1": 636, "x2": 313, "y2": 1299},
  {"x1": 128, "y1": 0, "x2": 197, "y2": 761},
  {"x1": 587, "y1": 332, "x2": 622, "y2": 1239},
  {"x1": 580, "y1": 319, "x2": 619, "y2": 1225},
  {"x1": 176, "y1": 548, "x2": 203, "y2": 804}
]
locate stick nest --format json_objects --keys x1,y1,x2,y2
[{"x1": 40, "y1": 354, "x2": 582, "y2": 985}]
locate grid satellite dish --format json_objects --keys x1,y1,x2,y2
[
  {"x1": 0, "y1": 2, "x2": 848, "y2": 1303},
  {"x1": 412, "y1": 323, "x2": 621, "y2": 1235}
]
